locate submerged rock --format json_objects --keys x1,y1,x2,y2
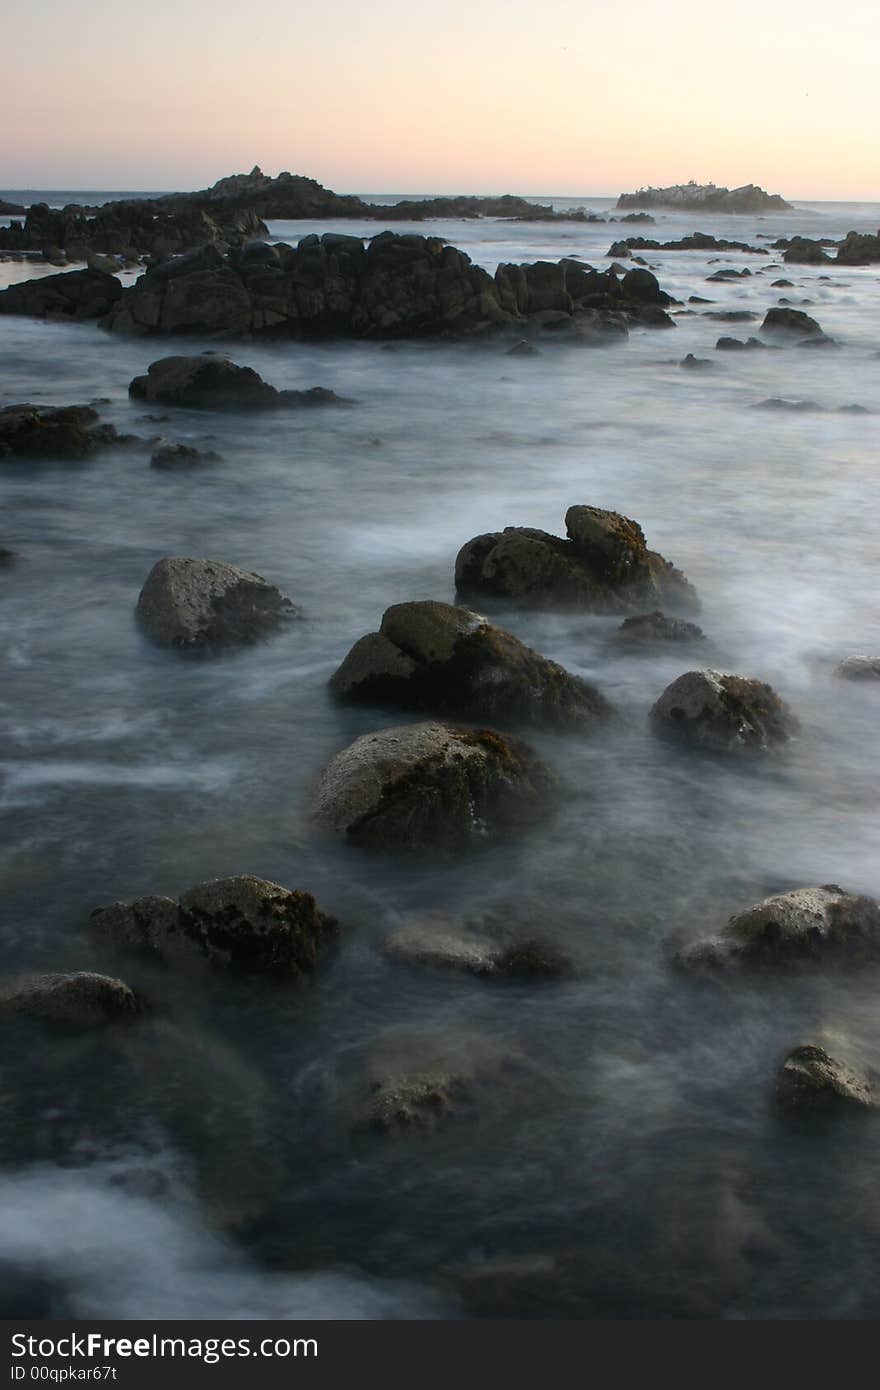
[
  {"x1": 834, "y1": 656, "x2": 880, "y2": 681},
  {"x1": 149, "y1": 440, "x2": 220, "y2": 469},
  {"x1": 129, "y1": 355, "x2": 342, "y2": 410},
  {"x1": 382, "y1": 914, "x2": 573, "y2": 979},
  {"x1": 777, "y1": 1044, "x2": 875, "y2": 1113},
  {"x1": 715, "y1": 336, "x2": 766, "y2": 351},
  {"x1": 90, "y1": 875, "x2": 339, "y2": 976},
  {"x1": 0, "y1": 972, "x2": 139, "y2": 1027},
  {"x1": 0, "y1": 404, "x2": 130, "y2": 461},
  {"x1": 135, "y1": 556, "x2": 297, "y2": 650},
  {"x1": 356, "y1": 1031, "x2": 521, "y2": 1134},
  {"x1": 0, "y1": 268, "x2": 122, "y2": 321},
  {"x1": 312, "y1": 721, "x2": 555, "y2": 853},
  {"x1": 455, "y1": 505, "x2": 698, "y2": 614},
  {"x1": 678, "y1": 885, "x2": 880, "y2": 968},
  {"x1": 616, "y1": 611, "x2": 705, "y2": 645},
  {"x1": 330, "y1": 599, "x2": 610, "y2": 730},
  {"x1": 650, "y1": 669, "x2": 797, "y2": 755}
]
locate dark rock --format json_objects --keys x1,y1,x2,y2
[
  {"x1": 0, "y1": 403, "x2": 129, "y2": 460},
  {"x1": 834, "y1": 656, "x2": 880, "y2": 681},
  {"x1": 312, "y1": 722, "x2": 555, "y2": 853},
  {"x1": 0, "y1": 972, "x2": 139, "y2": 1027},
  {"x1": 90, "y1": 875, "x2": 339, "y2": 976},
  {"x1": 329, "y1": 599, "x2": 610, "y2": 730},
  {"x1": 715, "y1": 335, "x2": 766, "y2": 351},
  {"x1": 777, "y1": 1044, "x2": 875, "y2": 1112},
  {"x1": 616, "y1": 183, "x2": 792, "y2": 214},
  {"x1": 135, "y1": 556, "x2": 297, "y2": 649},
  {"x1": 0, "y1": 547, "x2": 15, "y2": 566},
  {"x1": 761, "y1": 307, "x2": 826, "y2": 339},
  {"x1": 616, "y1": 611, "x2": 705, "y2": 645},
  {"x1": 836, "y1": 230, "x2": 880, "y2": 266},
  {"x1": 455, "y1": 505, "x2": 698, "y2": 614},
  {"x1": 356, "y1": 1031, "x2": 520, "y2": 1134},
  {"x1": 0, "y1": 268, "x2": 122, "y2": 321},
  {"x1": 129, "y1": 355, "x2": 340, "y2": 409},
  {"x1": 681, "y1": 354, "x2": 713, "y2": 371},
  {"x1": 782, "y1": 237, "x2": 832, "y2": 265},
  {"x1": 650, "y1": 669, "x2": 797, "y2": 755},
  {"x1": 753, "y1": 398, "x2": 821, "y2": 413},
  {"x1": 149, "y1": 440, "x2": 220, "y2": 469},
  {"x1": 706, "y1": 268, "x2": 751, "y2": 280},
  {"x1": 506, "y1": 339, "x2": 539, "y2": 356},
  {"x1": 771, "y1": 278, "x2": 794, "y2": 287},
  {"x1": 678, "y1": 885, "x2": 880, "y2": 968}
]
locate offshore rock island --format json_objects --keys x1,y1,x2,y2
[{"x1": 616, "y1": 180, "x2": 793, "y2": 213}]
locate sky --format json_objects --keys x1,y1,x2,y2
[{"x1": 2, "y1": 0, "x2": 877, "y2": 198}]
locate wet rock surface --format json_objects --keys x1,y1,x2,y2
[
  {"x1": 776, "y1": 1044, "x2": 875, "y2": 1114},
  {"x1": 0, "y1": 972, "x2": 140, "y2": 1027},
  {"x1": 615, "y1": 611, "x2": 705, "y2": 645},
  {"x1": 311, "y1": 721, "x2": 556, "y2": 853},
  {"x1": 90, "y1": 874, "x2": 339, "y2": 976},
  {"x1": 0, "y1": 403, "x2": 132, "y2": 460},
  {"x1": 0, "y1": 268, "x2": 123, "y2": 321},
  {"x1": 330, "y1": 599, "x2": 610, "y2": 730},
  {"x1": 651, "y1": 669, "x2": 797, "y2": 755},
  {"x1": 834, "y1": 656, "x2": 880, "y2": 681},
  {"x1": 129, "y1": 355, "x2": 343, "y2": 410},
  {"x1": 678, "y1": 885, "x2": 880, "y2": 968},
  {"x1": 455, "y1": 505, "x2": 699, "y2": 614},
  {"x1": 135, "y1": 556, "x2": 297, "y2": 649}
]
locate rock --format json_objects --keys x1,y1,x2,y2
[
  {"x1": 678, "y1": 885, "x2": 880, "y2": 968},
  {"x1": 149, "y1": 440, "x2": 220, "y2": 469},
  {"x1": 777, "y1": 1044, "x2": 875, "y2": 1114},
  {"x1": 135, "y1": 556, "x2": 297, "y2": 649},
  {"x1": 616, "y1": 611, "x2": 705, "y2": 645},
  {"x1": 0, "y1": 199, "x2": 26, "y2": 215},
  {"x1": 836, "y1": 230, "x2": 880, "y2": 267},
  {"x1": 0, "y1": 404, "x2": 130, "y2": 460},
  {"x1": 0, "y1": 547, "x2": 15, "y2": 566},
  {"x1": 650, "y1": 669, "x2": 797, "y2": 755},
  {"x1": 506, "y1": 339, "x2": 539, "y2": 356},
  {"x1": 834, "y1": 656, "x2": 880, "y2": 681},
  {"x1": 329, "y1": 599, "x2": 610, "y2": 730},
  {"x1": 455, "y1": 505, "x2": 698, "y2": 614},
  {"x1": 753, "y1": 398, "x2": 821, "y2": 413},
  {"x1": 312, "y1": 722, "x2": 555, "y2": 853},
  {"x1": 715, "y1": 336, "x2": 766, "y2": 351},
  {"x1": 771, "y1": 278, "x2": 794, "y2": 287},
  {"x1": 382, "y1": 914, "x2": 573, "y2": 979},
  {"x1": 128, "y1": 355, "x2": 341, "y2": 410},
  {"x1": 90, "y1": 875, "x2": 339, "y2": 976},
  {"x1": 0, "y1": 268, "x2": 122, "y2": 321},
  {"x1": 681, "y1": 354, "x2": 713, "y2": 371},
  {"x1": 356, "y1": 1031, "x2": 520, "y2": 1134},
  {"x1": 616, "y1": 183, "x2": 792, "y2": 214},
  {"x1": 782, "y1": 237, "x2": 832, "y2": 265},
  {"x1": 0, "y1": 972, "x2": 139, "y2": 1027},
  {"x1": 761, "y1": 307, "x2": 826, "y2": 340}
]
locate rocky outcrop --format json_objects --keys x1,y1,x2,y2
[
  {"x1": 0, "y1": 268, "x2": 122, "y2": 321},
  {"x1": 329, "y1": 599, "x2": 610, "y2": 729},
  {"x1": 0, "y1": 199, "x2": 25, "y2": 215},
  {"x1": 616, "y1": 182, "x2": 792, "y2": 213},
  {"x1": 761, "y1": 307, "x2": 827, "y2": 341},
  {"x1": 455, "y1": 505, "x2": 698, "y2": 614},
  {"x1": 835, "y1": 231, "x2": 880, "y2": 266},
  {"x1": 128, "y1": 355, "x2": 342, "y2": 410},
  {"x1": 650, "y1": 670, "x2": 797, "y2": 755},
  {"x1": 90, "y1": 874, "x2": 339, "y2": 976},
  {"x1": 99, "y1": 235, "x2": 675, "y2": 341},
  {"x1": 678, "y1": 885, "x2": 880, "y2": 968},
  {"x1": 715, "y1": 336, "x2": 766, "y2": 351},
  {"x1": 312, "y1": 722, "x2": 555, "y2": 853},
  {"x1": 0, "y1": 198, "x2": 265, "y2": 262},
  {"x1": 0, "y1": 972, "x2": 139, "y2": 1027},
  {"x1": 608, "y1": 232, "x2": 767, "y2": 256},
  {"x1": 777, "y1": 1044, "x2": 875, "y2": 1114},
  {"x1": 782, "y1": 237, "x2": 832, "y2": 265},
  {"x1": 0, "y1": 404, "x2": 132, "y2": 460},
  {"x1": 615, "y1": 611, "x2": 705, "y2": 645},
  {"x1": 135, "y1": 557, "x2": 297, "y2": 650},
  {"x1": 834, "y1": 656, "x2": 880, "y2": 681}
]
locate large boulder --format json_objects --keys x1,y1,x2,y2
[
  {"x1": 0, "y1": 404, "x2": 130, "y2": 460},
  {"x1": 329, "y1": 599, "x2": 610, "y2": 729},
  {"x1": 90, "y1": 874, "x2": 339, "y2": 976},
  {"x1": 835, "y1": 231, "x2": 880, "y2": 267},
  {"x1": 761, "y1": 307, "x2": 826, "y2": 340},
  {"x1": 782, "y1": 237, "x2": 832, "y2": 265},
  {"x1": 455, "y1": 505, "x2": 698, "y2": 614},
  {"x1": 777, "y1": 1044, "x2": 875, "y2": 1114},
  {"x1": 135, "y1": 556, "x2": 297, "y2": 650},
  {"x1": 0, "y1": 972, "x2": 139, "y2": 1027},
  {"x1": 312, "y1": 721, "x2": 555, "y2": 853},
  {"x1": 650, "y1": 670, "x2": 797, "y2": 754},
  {"x1": 0, "y1": 268, "x2": 122, "y2": 320},
  {"x1": 128, "y1": 355, "x2": 340, "y2": 409},
  {"x1": 678, "y1": 885, "x2": 880, "y2": 969}
]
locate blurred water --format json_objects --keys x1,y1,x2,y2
[{"x1": 2, "y1": 198, "x2": 880, "y2": 1319}]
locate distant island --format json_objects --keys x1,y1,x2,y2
[{"x1": 616, "y1": 181, "x2": 792, "y2": 213}]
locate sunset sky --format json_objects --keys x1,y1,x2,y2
[{"x1": 3, "y1": 0, "x2": 877, "y2": 198}]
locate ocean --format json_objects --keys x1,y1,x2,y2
[{"x1": 2, "y1": 189, "x2": 880, "y2": 1318}]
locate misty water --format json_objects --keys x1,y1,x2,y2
[{"x1": 2, "y1": 196, "x2": 880, "y2": 1318}]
